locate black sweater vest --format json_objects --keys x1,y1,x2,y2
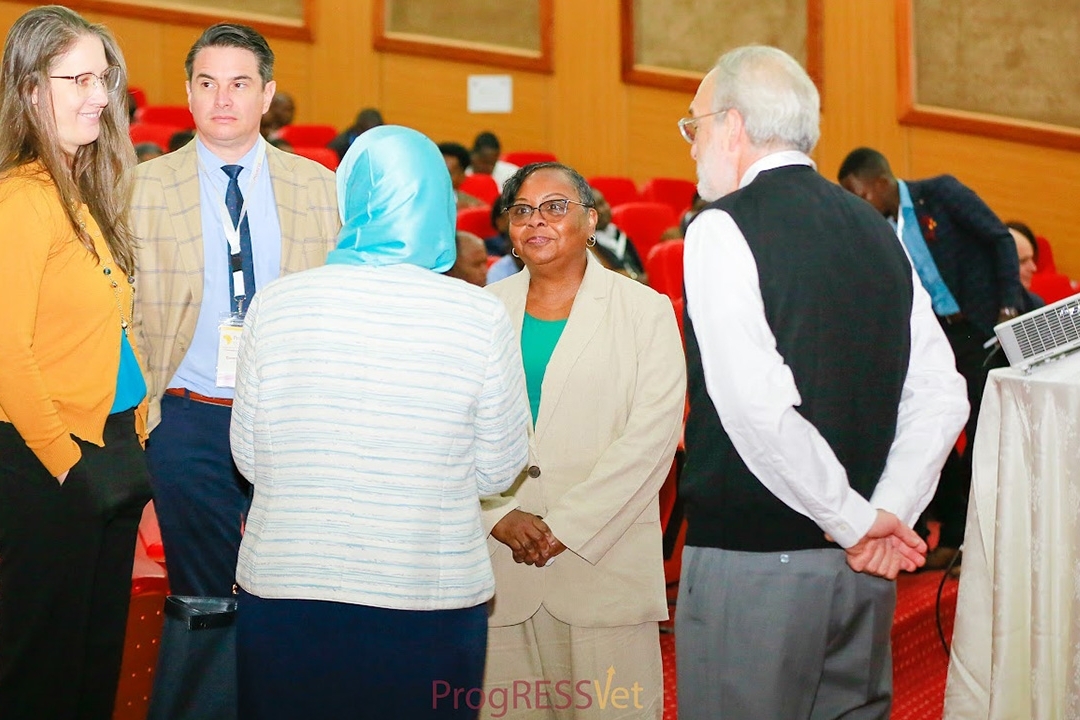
[{"x1": 682, "y1": 165, "x2": 914, "y2": 552}]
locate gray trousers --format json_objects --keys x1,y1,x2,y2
[{"x1": 675, "y1": 546, "x2": 896, "y2": 720}]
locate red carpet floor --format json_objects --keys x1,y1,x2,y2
[
  {"x1": 660, "y1": 569, "x2": 958, "y2": 720},
  {"x1": 118, "y1": 506, "x2": 958, "y2": 720}
]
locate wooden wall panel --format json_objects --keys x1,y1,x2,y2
[
  {"x1": 1, "y1": 0, "x2": 1077, "y2": 275},
  {"x1": 310, "y1": 1, "x2": 374, "y2": 127},
  {"x1": 626, "y1": 86, "x2": 696, "y2": 183},
  {"x1": 548, "y1": 0, "x2": 624, "y2": 177},
  {"x1": 377, "y1": 53, "x2": 551, "y2": 153},
  {"x1": 908, "y1": 127, "x2": 1080, "y2": 274},
  {"x1": 816, "y1": 0, "x2": 905, "y2": 181}
]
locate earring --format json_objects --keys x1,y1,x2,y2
[
  {"x1": 511, "y1": 248, "x2": 520, "y2": 258},
  {"x1": 586, "y1": 235, "x2": 596, "y2": 248}
]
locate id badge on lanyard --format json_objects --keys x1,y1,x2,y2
[{"x1": 216, "y1": 317, "x2": 244, "y2": 388}]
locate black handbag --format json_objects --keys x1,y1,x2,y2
[{"x1": 147, "y1": 595, "x2": 238, "y2": 720}]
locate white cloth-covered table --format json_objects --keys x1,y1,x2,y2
[{"x1": 944, "y1": 351, "x2": 1080, "y2": 719}]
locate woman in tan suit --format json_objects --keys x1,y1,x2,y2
[{"x1": 481, "y1": 162, "x2": 686, "y2": 718}]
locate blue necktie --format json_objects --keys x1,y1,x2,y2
[{"x1": 222, "y1": 164, "x2": 256, "y2": 314}]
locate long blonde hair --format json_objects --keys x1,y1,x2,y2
[{"x1": 0, "y1": 5, "x2": 136, "y2": 274}]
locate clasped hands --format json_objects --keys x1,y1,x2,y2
[
  {"x1": 831, "y1": 509, "x2": 926, "y2": 580},
  {"x1": 491, "y1": 509, "x2": 567, "y2": 566}
]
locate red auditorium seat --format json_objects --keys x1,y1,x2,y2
[
  {"x1": 113, "y1": 503, "x2": 168, "y2": 720},
  {"x1": 641, "y1": 177, "x2": 697, "y2": 216},
  {"x1": 458, "y1": 173, "x2": 500, "y2": 205},
  {"x1": 671, "y1": 295, "x2": 685, "y2": 346},
  {"x1": 129, "y1": 123, "x2": 184, "y2": 152},
  {"x1": 128, "y1": 86, "x2": 147, "y2": 110},
  {"x1": 1035, "y1": 236, "x2": 1056, "y2": 273},
  {"x1": 277, "y1": 124, "x2": 337, "y2": 148},
  {"x1": 292, "y1": 146, "x2": 339, "y2": 171},
  {"x1": 135, "y1": 105, "x2": 195, "y2": 129},
  {"x1": 587, "y1": 175, "x2": 640, "y2": 208},
  {"x1": 457, "y1": 205, "x2": 497, "y2": 239},
  {"x1": 645, "y1": 239, "x2": 684, "y2": 303},
  {"x1": 502, "y1": 150, "x2": 557, "y2": 166},
  {"x1": 1031, "y1": 273, "x2": 1079, "y2": 304},
  {"x1": 138, "y1": 501, "x2": 166, "y2": 565},
  {"x1": 1029, "y1": 235, "x2": 1078, "y2": 303},
  {"x1": 610, "y1": 201, "x2": 678, "y2": 262}
]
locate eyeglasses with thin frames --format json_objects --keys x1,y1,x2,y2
[
  {"x1": 677, "y1": 109, "x2": 728, "y2": 144},
  {"x1": 49, "y1": 66, "x2": 123, "y2": 97},
  {"x1": 504, "y1": 198, "x2": 591, "y2": 226}
]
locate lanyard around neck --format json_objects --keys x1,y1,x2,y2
[{"x1": 197, "y1": 138, "x2": 267, "y2": 253}]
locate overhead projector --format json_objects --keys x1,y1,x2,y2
[{"x1": 994, "y1": 291, "x2": 1080, "y2": 371}]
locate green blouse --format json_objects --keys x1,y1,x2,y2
[{"x1": 521, "y1": 312, "x2": 568, "y2": 424}]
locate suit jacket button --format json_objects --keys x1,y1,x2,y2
[{"x1": 528, "y1": 465, "x2": 541, "y2": 478}]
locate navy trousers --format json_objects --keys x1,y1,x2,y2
[
  {"x1": 146, "y1": 393, "x2": 250, "y2": 597},
  {"x1": 237, "y1": 590, "x2": 488, "y2": 719},
  {"x1": 0, "y1": 411, "x2": 151, "y2": 720}
]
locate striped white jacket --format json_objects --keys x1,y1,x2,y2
[{"x1": 231, "y1": 263, "x2": 530, "y2": 610}]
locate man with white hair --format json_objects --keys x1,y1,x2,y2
[{"x1": 676, "y1": 45, "x2": 968, "y2": 719}]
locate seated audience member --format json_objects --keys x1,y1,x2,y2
[
  {"x1": 260, "y1": 91, "x2": 294, "y2": 140},
  {"x1": 439, "y1": 142, "x2": 484, "y2": 209},
  {"x1": 1006, "y1": 221, "x2": 1045, "y2": 313},
  {"x1": 484, "y1": 198, "x2": 511, "y2": 257},
  {"x1": 486, "y1": 247, "x2": 523, "y2": 285},
  {"x1": 328, "y1": 107, "x2": 384, "y2": 160},
  {"x1": 446, "y1": 231, "x2": 489, "y2": 287},
  {"x1": 469, "y1": 131, "x2": 518, "y2": 190},
  {"x1": 135, "y1": 142, "x2": 164, "y2": 163},
  {"x1": 590, "y1": 187, "x2": 647, "y2": 282},
  {"x1": 167, "y1": 129, "x2": 194, "y2": 153}
]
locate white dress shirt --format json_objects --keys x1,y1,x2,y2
[{"x1": 683, "y1": 151, "x2": 969, "y2": 549}]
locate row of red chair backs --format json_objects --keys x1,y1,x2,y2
[
  {"x1": 457, "y1": 205, "x2": 497, "y2": 239},
  {"x1": 277, "y1": 124, "x2": 337, "y2": 148},
  {"x1": 129, "y1": 124, "x2": 339, "y2": 171},
  {"x1": 589, "y1": 175, "x2": 696, "y2": 216},
  {"x1": 134, "y1": 105, "x2": 194, "y2": 129},
  {"x1": 458, "y1": 174, "x2": 500, "y2": 205},
  {"x1": 611, "y1": 202, "x2": 679, "y2": 261}
]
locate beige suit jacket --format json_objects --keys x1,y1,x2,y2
[
  {"x1": 482, "y1": 255, "x2": 686, "y2": 628},
  {"x1": 130, "y1": 140, "x2": 340, "y2": 430}
]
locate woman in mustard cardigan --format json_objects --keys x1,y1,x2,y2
[{"x1": 0, "y1": 7, "x2": 152, "y2": 719}]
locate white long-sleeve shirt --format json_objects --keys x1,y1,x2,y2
[{"x1": 684, "y1": 151, "x2": 969, "y2": 549}]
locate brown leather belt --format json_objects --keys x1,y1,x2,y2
[
  {"x1": 164, "y1": 387, "x2": 233, "y2": 407},
  {"x1": 938, "y1": 312, "x2": 965, "y2": 326}
]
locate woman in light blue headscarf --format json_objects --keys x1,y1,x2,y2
[{"x1": 229, "y1": 126, "x2": 531, "y2": 720}]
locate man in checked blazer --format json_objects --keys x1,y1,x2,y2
[
  {"x1": 130, "y1": 23, "x2": 339, "y2": 597},
  {"x1": 837, "y1": 147, "x2": 1021, "y2": 572}
]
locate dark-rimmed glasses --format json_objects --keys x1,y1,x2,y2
[
  {"x1": 505, "y1": 198, "x2": 591, "y2": 226},
  {"x1": 49, "y1": 66, "x2": 122, "y2": 97},
  {"x1": 677, "y1": 109, "x2": 728, "y2": 143}
]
